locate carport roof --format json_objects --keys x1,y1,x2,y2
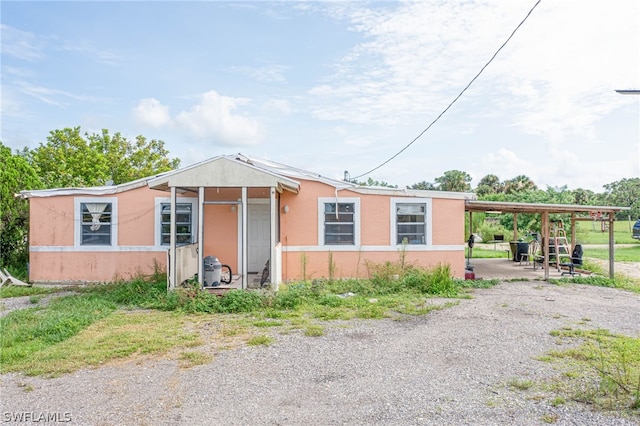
[{"x1": 465, "y1": 200, "x2": 629, "y2": 215}]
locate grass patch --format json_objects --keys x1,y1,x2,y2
[
  {"x1": 0, "y1": 262, "x2": 468, "y2": 376},
  {"x1": 246, "y1": 334, "x2": 274, "y2": 346},
  {"x1": 584, "y1": 246, "x2": 640, "y2": 262},
  {"x1": 549, "y1": 273, "x2": 640, "y2": 294},
  {"x1": 2, "y1": 310, "x2": 200, "y2": 376},
  {"x1": 0, "y1": 286, "x2": 60, "y2": 299},
  {"x1": 304, "y1": 324, "x2": 325, "y2": 337},
  {"x1": 575, "y1": 220, "x2": 640, "y2": 245},
  {"x1": 542, "y1": 328, "x2": 640, "y2": 414},
  {"x1": 178, "y1": 350, "x2": 213, "y2": 368},
  {"x1": 1, "y1": 294, "x2": 117, "y2": 371},
  {"x1": 508, "y1": 377, "x2": 535, "y2": 391}
]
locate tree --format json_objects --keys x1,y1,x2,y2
[
  {"x1": 571, "y1": 188, "x2": 596, "y2": 205},
  {"x1": 0, "y1": 142, "x2": 42, "y2": 269},
  {"x1": 408, "y1": 180, "x2": 436, "y2": 190},
  {"x1": 355, "y1": 177, "x2": 398, "y2": 188},
  {"x1": 29, "y1": 127, "x2": 181, "y2": 188},
  {"x1": 434, "y1": 170, "x2": 472, "y2": 192},
  {"x1": 503, "y1": 175, "x2": 537, "y2": 194},
  {"x1": 475, "y1": 174, "x2": 503, "y2": 196},
  {"x1": 87, "y1": 130, "x2": 181, "y2": 184},
  {"x1": 29, "y1": 127, "x2": 110, "y2": 188},
  {"x1": 602, "y1": 177, "x2": 640, "y2": 220}
]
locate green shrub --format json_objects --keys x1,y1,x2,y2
[
  {"x1": 318, "y1": 294, "x2": 343, "y2": 307},
  {"x1": 218, "y1": 290, "x2": 263, "y2": 313},
  {"x1": 272, "y1": 283, "x2": 315, "y2": 309},
  {"x1": 425, "y1": 264, "x2": 458, "y2": 297}
]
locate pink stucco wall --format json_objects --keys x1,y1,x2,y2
[
  {"x1": 279, "y1": 180, "x2": 466, "y2": 280},
  {"x1": 28, "y1": 178, "x2": 466, "y2": 283},
  {"x1": 28, "y1": 186, "x2": 180, "y2": 283}
]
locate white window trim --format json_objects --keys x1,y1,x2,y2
[
  {"x1": 317, "y1": 197, "x2": 360, "y2": 247},
  {"x1": 390, "y1": 198, "x2": 432, "y2": 247},
  {"x1": 155, "y1": 197, "x2": 198, "y2": 248},
  {"x1": 74, "y1": 197, "x2": 118, "y2": 248}
]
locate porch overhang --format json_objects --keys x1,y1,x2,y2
[{"x1": 147, "y1": 156, "x2": 300, "y2": 193}]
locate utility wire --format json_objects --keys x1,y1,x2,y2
[{"x1": 352, "y1": 0, "x2": 542, "y2": 180}]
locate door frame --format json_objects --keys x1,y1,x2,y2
[{"x1": 236, "y1": 198, "x2": 271, "y2": 275}]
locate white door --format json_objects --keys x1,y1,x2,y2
[{"x1": 248, "y1": 203, "x2": 270, "y2": 273}]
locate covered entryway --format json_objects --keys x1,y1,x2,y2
[{"x1": 147, "y1": 155, "x2": 300, "y2": 290}]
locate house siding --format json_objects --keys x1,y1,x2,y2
[
  {"x1": 25, "y1": 164, "x2": 467, "y2": 284},
  {"x1": 27, "y1": 186, "x2": 177, "y2": 283},
  {"x1": 279, "y1": 179, "x2": 465, "y2": 280}
]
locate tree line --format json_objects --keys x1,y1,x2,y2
[{"x1": 1, "y1": 126, "x2": 638, "y2": 273}]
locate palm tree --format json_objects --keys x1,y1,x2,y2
[
  {"x1": 504, "y1": 175, "x2": 537, "y2": 194},
  {"x1": 475, "y1": 174, "x2": 503, "y2": 196},
  {"x1": 435, "y1": 170, "x2": 472, "y2": 192}
]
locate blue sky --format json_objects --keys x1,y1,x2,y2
[{"x1": 2, "y1": 0, "x2": 639, "y2": 192}]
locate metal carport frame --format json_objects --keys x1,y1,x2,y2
[{"x1": 465, "y1": 200, "x2": 630, "y2": 280}]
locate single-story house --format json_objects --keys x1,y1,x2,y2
[{"x1": 19, "y1": 154, "x2": 474, "y2": 289}]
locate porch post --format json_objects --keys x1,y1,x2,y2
[
  {"x1": 169, "y1": 186, "x2": 177, "y2": 290},
  {"x1": 513, "y1": 213, "x2": 518, "y2": 241},
  {"x1": 270, "y1": 187, "x2": 277, "y2": 288},
  {"x1": 198, "y1": 186, "x2": 205, "y2": 286},
  {"x1": 242, "y1": 186, "x2": 248, "y2": 290}
]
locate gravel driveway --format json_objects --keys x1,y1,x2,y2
[{"x1": 1, "y1": 281, "x2": 639, "y2": 425}]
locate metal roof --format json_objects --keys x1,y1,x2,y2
[{"x1": 466, "y1": 200, "x2": 630, "y2": 214}]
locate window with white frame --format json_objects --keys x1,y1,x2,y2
[
  {"x1": 319, "y1": 198, "x2": 360, "y2": 246},
  {"x1": 160, "y1": 202, "x2": 193, "y2": 245},
  {"x1": 79, "y1": 201, "x2": 113, "y2": 246},
  {"x1": 396, "y1": 203, "x2": 426, "y2": 244}
]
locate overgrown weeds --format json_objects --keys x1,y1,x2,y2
[
  {"x1": 542, "y1": 328, "x2": 640, "y2": 414},
  {"x1": 0, "y1": 261, "x2": 480, "y2": 376}
]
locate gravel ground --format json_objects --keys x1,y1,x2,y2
[{"x1": 1, "y1": 281, "x2": 639, "y2": 426}]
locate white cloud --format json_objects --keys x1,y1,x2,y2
[
  {"x1": 0, "y1": 25, "x2": 42, "y2": 61},
  {"x1": 176, "y1": 90, "x2": 262, "y2": 145},
  {"x1": 17, "y1": 81, "x2": 94, "y2": 107},
  {"x1": 133, "y1": 98, "x2": 172, "y2": 128},
  {"x1": 309, "y1": 0, "x2": 639, "y2": 137}
]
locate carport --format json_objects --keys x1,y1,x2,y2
[{"x1": 465, "y1": 200, "x2": 630, "y2": 280}]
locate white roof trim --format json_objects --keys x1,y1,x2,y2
[
  {"x1": 17, "y1": 173, "x2": 170, "y2": 199},
  {"x1": 18, "y1": 153, "x2": 474, "y2": 201}
]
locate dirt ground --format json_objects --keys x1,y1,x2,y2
[{"x1": 1, "y1": 280, "x2": 639, "y2": 425}]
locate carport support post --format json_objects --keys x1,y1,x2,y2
[
  {"x1": 542, "y1": 211, "x2": 549, "y2": 281},
  {"x1": 609, "y1": 213, "x2": 615, "y2": 279}
]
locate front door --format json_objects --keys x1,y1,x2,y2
[{"x1": 248, "y1": 202, "x2": 270, "y2": 273}]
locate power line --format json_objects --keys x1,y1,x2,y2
[{"x1": 352, "y1": 0, "x2": 542, "y2": 180}]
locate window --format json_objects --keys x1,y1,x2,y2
[
  {"x1": 396, "y1": 203, "x2": 426, "y2": 244},
  {"x1": 318, "y1": 198, "x2": 360, "y2": 246},
  {"x1": 391, "y1": 198, "x2": 431, "y2": 246},
  {"x1": 80, "y1": 202, "x2": 113, "y2": 245},
  {"x1": 161, "y1": 203, "x2": 193, "y2": 245}
]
